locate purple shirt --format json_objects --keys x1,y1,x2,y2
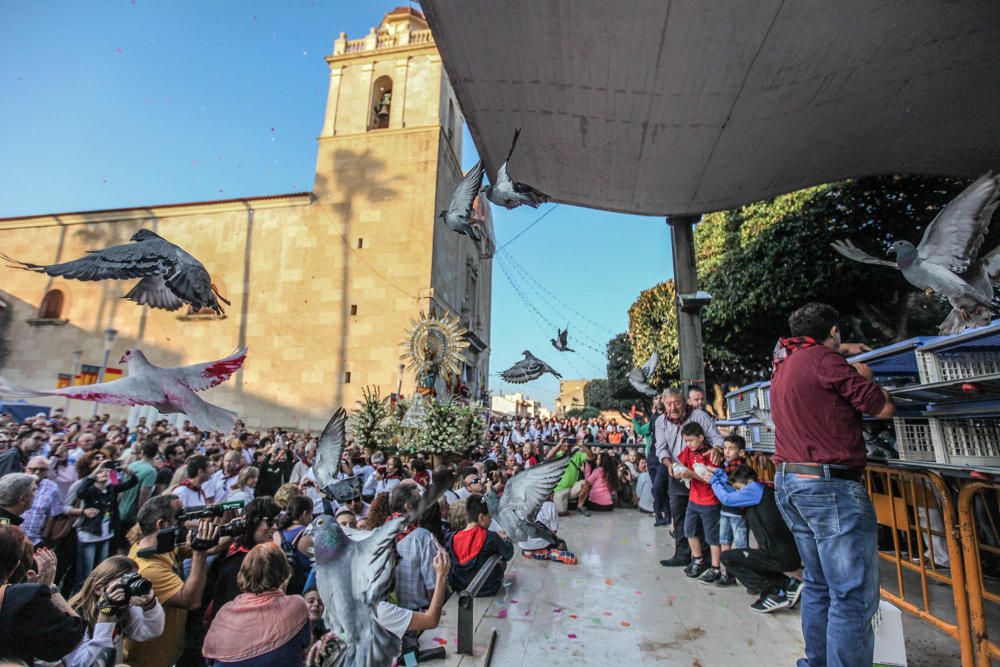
[
  {"x1": 22, "y1": 479, "x2": 64, "y2": 546},
  {"x1": 772, "y1": 345, "x2": 887, "y2": 469}
]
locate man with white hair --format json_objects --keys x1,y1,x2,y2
[
  {"x1": 21, "y1": 456, "x2": 65, "y2": 547},
  {"x1": 0, "y1": 473, "x2": 38, "y2": 526}
]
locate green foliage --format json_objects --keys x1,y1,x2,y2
[
  {"x1": 380, "y1": 397, "x2": 485, "y2": 455},
  {"x1": 627, "y1": 279, "x2": 680, "y2": 387},
  {"x1": 582, "y1": 378, "x2": 631, "y2": 411},
  {"x1": 351, "y1": 386, "x2": 390, "y2": 452},
  {"x1": 605, "y1": 333, "x2": 637, "y2": 399},
  {"x1": 693, "y1": 175, "x2": 971, "y2": 383},
  {"x1": 565, "y1": 406, "x2": 600, "y2": 420}
]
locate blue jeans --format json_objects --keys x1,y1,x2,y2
[
  {"x1": 775, "y1": 471, "x2": 879, "y2": 667},
  {"x1": 75, "y1": 538, "x2": 110, "y2": 590},
  {"x1": 719, "y1": 513, "x2": 749, "y2": 549}
]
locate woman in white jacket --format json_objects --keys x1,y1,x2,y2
[{"x1": 63, "y1": 555, "x2": 165, "y2": 667}]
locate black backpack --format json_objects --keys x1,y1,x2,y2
[{"x1": 280, "y1": 528, "x2": 311, "y2": 595}]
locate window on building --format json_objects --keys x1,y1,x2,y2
[
  {"x1": 344, "y1": 371, "x2": 352, "y2": 384},
  {"x1": 357, "y1": 238, "x2": 364, "y2": 249},
  {"x1": 38, "y1": 289, "x2": 64, "y2": 320},
  {"x1": 370, "y1": 76, "x2": 393, "y2": 130},
  {"x1": 350, "y1": 304, "x2": 358, "y2": 316},
  {"x1": 447, "y1": 99, "x2": 455, "y2": 142}
]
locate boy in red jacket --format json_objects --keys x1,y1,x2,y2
[{"x1": 674, "y1": 422, "x2": 723, "y2": 583}]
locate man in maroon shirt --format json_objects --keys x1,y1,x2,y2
[{"x1": 771, "y1": 303, "x2": 894, "y2": 667}]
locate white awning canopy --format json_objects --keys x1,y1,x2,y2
[{"x1": 423, "y1": 1, "x2": 1000, "y2": 215}]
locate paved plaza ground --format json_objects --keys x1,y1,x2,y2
[{"x1": 437, "y1": 508, "x2": 959, "y2": 665}]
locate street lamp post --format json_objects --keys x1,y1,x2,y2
[
  {"x1": 65, "y1": 350, "x2": 83, "y2": 415},
  {"x1": 91, "y1": 328, "x2": 118, "y2": 418}
]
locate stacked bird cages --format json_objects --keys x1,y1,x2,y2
[
  {"x1": 725, "y1": 382, "x2": 766, "y2": 418},
  {"x1": 891, "y1": 417, "x2": 938, "y2": 463},
  {"x1": 916, "y1": 348, "x2": 1000, "y2": 384}
]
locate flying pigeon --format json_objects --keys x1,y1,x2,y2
[
  {"x1": 500, "y1": 350, "x2": 561, "y2": 384},
  {"x1": 627, "y1": 351, "x2": 659, "y2": 396},
  {"x1": 3, "y1": 229, "x2": 231, "y2": 315},
  {"x1": 831, "y1": 172, "x2": 1000, "y2": 331},
  {"x1": 484, "y1": 455, "x2": 571, "y2": 545},
  {"x1": 312, "y1": 407, "x2": 364, "y2": 502},
  {"x1": 0, "y1": 347, "x2": 246, "y2": 433},
  {"x1": 550, "y1": 327, "x2": 574, "y2": 352},
  {"x1": 439, "y1": 160, "x2": 485, "y2": 242},
  {"x1": 483, "y1": 129, "x2": 550, "y2": 210},
  {"x1": 310, "y1": 464, "x2": 453, "y2": 667}
]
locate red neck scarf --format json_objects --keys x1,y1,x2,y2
[
  {"x1": 390, "y1": 512, "x2": 417, "y2": 541},
  {"x1": 772, "y1": 337, "x2": 819, "y2": 374}
]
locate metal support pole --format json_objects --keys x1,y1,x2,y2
[
  {"x1": 66, "y1": 350, "x2": 82, "y2": 414},
  {"x1": 666, "y1": 215, "x2": 706, "y2": 393}
]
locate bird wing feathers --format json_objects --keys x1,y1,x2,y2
[
  {"x1": 314, "y1": 408, "x2": 348, "y2": 491},
  {"x1": 0, "y1": 374, "x2": 165, "y2": 407},
  {"x1": 640, "y1": 351, "x2": 659, "y2": 378},
  {"x1": 447, "y1": 161, "x2": 485, "y2": 218},
  {"x1": 918, "y1": 172, "x2": 1000, "y2": 273},
  {"x1": 830, "y1": 240, "x2": 897, "y2": 268},
  {"x1": 171, "y1": 347, "x2": 247, "y2": 392},
  {"x1": 499, "y1": 456, "x2": 571, "y2": 527},
  {"x1": 3, "y1": 240, "x2": 173, "y2": 281},
  {"x1": 500, "y1": 358, "x2": 538, "y2": 384},
  {"x1": 124, "y1": 275, "x2": 185, "y2": 311}
]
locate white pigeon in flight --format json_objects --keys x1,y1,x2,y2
[
  {"x1": 0, "y1": 347, "x2": 246, "y2": 433},
  {"x1": 483, "y1": 128, "x2": 550, "y2": 210}
]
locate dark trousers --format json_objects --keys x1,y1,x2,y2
[
  {"x1": 650, "y1": 462, "x2": 671, "y2": 521},
  {"x1": 669, "y1": 493, "x2": 692, "y2": 558},
  {"x1": 721, "y1": 547, "x2": 799, "y2": 596}
]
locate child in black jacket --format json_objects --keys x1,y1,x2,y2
[{"x1": 446, "y1": 495, "x2": 513, "y2": 596}]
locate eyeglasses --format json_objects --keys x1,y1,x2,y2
[
  {"x1": 466, "y1": 478, "x2": 483, "y2": 486},
  {"x1": 27, "y1": 467, "x2": 49, "y2": 473}
]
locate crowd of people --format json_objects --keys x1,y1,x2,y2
[{"x1": 0, "y1": 302, "x2": 891, "y2": 667}]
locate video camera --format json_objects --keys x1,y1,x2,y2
[
  {"x1": 136, "y1": 500, "x2": 246, "y2": 558},
  {"x1": 176, "y1": 499, "x2": 244, "y2": 522}
]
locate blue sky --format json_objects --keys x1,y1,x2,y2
[{"x1": 1, "y1": 0, "x2": 674, "y2": 408}]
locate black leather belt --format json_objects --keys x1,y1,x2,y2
[{"x1": 780, "y1": 462, "x2": 864, "y2": 482}]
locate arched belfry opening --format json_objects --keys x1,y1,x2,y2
[{"x1": 370, "y1": 76, "x2": 393, "y2": 130}]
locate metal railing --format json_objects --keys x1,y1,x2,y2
[
  {"x1": 457, "y1": 554, "x2": 503, "y2": 656},
  {"x1": 959, "y1": 481, "x2": 1000, "y2": 666},
  {"x1": 746, "y1": 454, "x2": 997, "y2": 665}
]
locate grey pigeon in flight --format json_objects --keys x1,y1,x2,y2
[
  {"x1": 3, "y1": 229, "x2": 231, "y2": 315},
  {"x1": 831, "y1": 172, "x2": 1000, "y2": 331},
  {"x1": 627, "y1": 351, "x2": 659, "y2": 396},
  {"x1": 484, "y1": 455, "x2": 571, "y2": 545},
  {"x1": 310, "y1": 452, "x2": 453, "y2": 667},
  {"x1": 500, "y1": 350, "x2": 561, "y2": 384},
  {"x1": 483, "y1": 129, "x2": 550, "y2": 210},
  {"x1": 550, "y1": 327, "x2": 574, "y2": 352},
  {"x1": 439, "y1": 160, "x2": 485, "y2": 242},
  {"x1": 0, "y1": 347, "x2": 246, "y2": 433}
]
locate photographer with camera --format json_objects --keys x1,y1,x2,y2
[
  {"x1": 124, "y1": 495, "x2": 220, "y2": 667},
  {"x1": 204, "y1": 496, "x2": 281, "y2": 625},
  {"x1": 62, "y1": 556, "x2": 164, "y2": 666},
  {"x1": 73, "y1": 458, "x2": 138, "y2": 590}
]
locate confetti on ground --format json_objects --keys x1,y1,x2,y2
[
  {"x1": 494, "y1": 600, "x2": 504, "y2": 607},
  {"x1": 524, "y1": 611, "x2": 531, "y2": 617},
  {"x1": 510, "y1": 599, "x2": 518, "y2": 604},
  {"x1": 569, "y1": 614, "x2": 578, "y2": 619},
  {"x1": 553, "y1": 608, "x2": 562, "y2": 613},
  {"x1": 620, "y1": 621, "x2": 632, "y2": 628},
  {"x1": 668, "y1": 595, "x2": 677, "y2": 605},
  {"x1": 591, "y1": 618, "x2": 601, "y2": 625},
  {"x1": 544, "y1": 633, "x2": 550, "y2": 640},
  {"x1": 567, "y1": 634, "x2": 577, "y2": 639},
  {"x1": 634, "y1": 590, "x2": 642, "y2": 595},
  {"x1": 602, "y1": 611, "x2": 613, "y2": 616},
  {"x1": 604, "y1": 578, "x2": 614, "y2": 586},
  {"x1": 497, "y1": 609, "x2": 508, "y2": 619},
  {"x1": 432, "y1": 638, "x2": 447, "y2": 646}
]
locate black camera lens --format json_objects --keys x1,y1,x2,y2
[
  {"x1": 121, "y1": 572, "x2": 152, "y2": 598},
  {"x1": 218, "y1": 517, "x2": 247, "y2": 538}
]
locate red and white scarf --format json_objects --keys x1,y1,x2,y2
[{"x1": 772, "y1": 337, "x2": 819, "y2": 375}]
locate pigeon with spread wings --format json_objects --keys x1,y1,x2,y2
[
  {"x1": 551, "y1": 327, "x2": 574, "y2": 353},
  {"x1": 3, "y1": 229, "x2": 230, "y2": 315},
  {"x1": 500, "y1": 350, "x2": 561, "y2": 384},
  {"x1": 0, "y1": 347, "x2": 246, "y2": 433},
  {"x1": 627, "y1": 351, "x2": 659, "y2": 397},
  {"x1": 440, "y1": 160, "x2": 485, "y2": 242},
  {"x1": 310, "y1": 463, "x2": 453, "y2": 667},
  {"x1": 485, "y1": 455, "x2": 571, "y2": 545},
  {"x1": 483, "y1": 129, "x2": 550, "y2": 210},
  {"x1": 831, "y1": 172, "x2": 1000, "y2": 333}
]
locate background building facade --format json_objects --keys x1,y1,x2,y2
[{"x1": 0, "y1": 8, "x2": 491, "y2": 429}]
